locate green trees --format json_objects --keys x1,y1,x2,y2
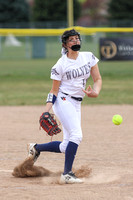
[
  {"x1": 32, "y1": 0, "x2": 81, "y2": 22},
  {"x1": 108, "y1": 0, "x2": 133, "y2": 20},
  {"x1": 0, "y1": 0, "x2": 30, "y2": 23},
  {"x1": 0, "y1": 0, "x2": 81, "y2": 27}
]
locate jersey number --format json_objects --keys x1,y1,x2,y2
[{"x1": 82, "y1": 79, "x2": 86, "y2": 87}]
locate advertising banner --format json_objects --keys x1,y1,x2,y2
[{"x1": 100, "y1": 38, "x2": 133, "y2": 61}]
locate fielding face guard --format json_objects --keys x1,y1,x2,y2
[{"x1": 61, "y1": 29, "x2": 81, "y2": 51}]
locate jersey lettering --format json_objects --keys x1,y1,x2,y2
[
  {"x1": 65, "y1": 63, "x2": 90, "y2": 80},
  {"x1": 51, "y1": 68, "x2": 59, "y2": 75},
  {"x1": 50, "y1": 52, "x2": 99, "y2": 98}
]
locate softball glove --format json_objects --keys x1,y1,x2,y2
[{"x1": 39, "y1": 112, "x2": 61, "y2": 136}]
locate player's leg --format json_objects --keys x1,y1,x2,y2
[
  {"x1": 27, "y1": 141, "x2": 62, "y2": 162},
  {"x1": 62, "y1": 106, "x2": 82, "y2": 175},
  {"x1": 53, "y1": 93, "x2": 82, "y2": 144},
  {"x1": 60, "y1": 115, "x2": 83, "y2": 183},
  {"x1": 53, "y1": 93, "x2": 83, "y2": 183},
  {"x1": 34, "y1": 141, "x2": 61, "y2": 153}
]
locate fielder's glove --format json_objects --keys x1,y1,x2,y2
[{"x1": 39, "y1": 112, "x2": 61, "y2": 136}]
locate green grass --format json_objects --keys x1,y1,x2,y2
[{"x1": 0, "y1": 59, "x2": 133, "y2": 105}]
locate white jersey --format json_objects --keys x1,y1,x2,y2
[{"x1": 50, "y1": 52, "x2": 99, "y2": 98}]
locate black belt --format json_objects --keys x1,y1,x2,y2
[{"x1": 62, "y1": 92, "x2": 83, "y2": 102}]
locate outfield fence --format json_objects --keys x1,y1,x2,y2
[{"x1": 0, "y1": 26, "x2": 133, "y2": 59}]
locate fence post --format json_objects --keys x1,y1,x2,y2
[{"x1": 32, "y1": 36, "x2": 46, "y2": 58}]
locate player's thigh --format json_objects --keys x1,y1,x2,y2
[
  {"x1": 53, "y1": 97, "x2": 82, "y2": 146},
  {"x1": 53, "y1": 97, "x2": 80, "y2": 132}
]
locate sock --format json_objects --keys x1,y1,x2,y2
[
  {"x1": 35, "y1": 141, "x2": 61, "y2": 153},
  {"x1": 64, "y1": 141, "x2": 78, "y2": 175}
]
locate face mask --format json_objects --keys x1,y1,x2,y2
[{"x1": 71, "y1": 44, "x2": 81, "y2": 51}]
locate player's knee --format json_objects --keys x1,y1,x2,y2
[
  {"x1": 69, "y1": 129, "x2": 83, "y2": 145},
  {"x1": 59, "y1": 141, "x2": 69, "y2": 153},
  {"x1": 70, "y1": 135, "x2": 83, "y2": 145}
]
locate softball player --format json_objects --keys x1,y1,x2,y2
[{"x1": 28, "y1": 29, "x2": 102, "y2": 184}]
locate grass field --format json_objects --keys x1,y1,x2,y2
[{"x1": 0, "y1": 58, "x2": 133, "y2": 105}]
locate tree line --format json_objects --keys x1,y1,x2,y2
[{"x1": 0, "y1": 0, "x2": 133, "y2": 26}]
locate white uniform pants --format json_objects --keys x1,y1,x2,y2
[{"x1": 53, "y1": 92, "x2": 83, "y2": 153}]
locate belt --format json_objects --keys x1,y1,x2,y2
[{"x1": 62, "y1": 92, "x2": 83, "y2": 102}]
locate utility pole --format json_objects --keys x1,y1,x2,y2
[{"x1": 67, "y1": 0, "x2": 74, "y2": 27}]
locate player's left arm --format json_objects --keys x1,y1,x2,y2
[{"x1": 83, "y1": 64, "x2": 102, "y2": 98}]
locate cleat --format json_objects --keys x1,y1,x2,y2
[
  {"x1": 27, "y1": 143, "x2": 40, "y2": 162},
  {"x1": 60, "y1": 171, "x2": 83, "y2": 184}
]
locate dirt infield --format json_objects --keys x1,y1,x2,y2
[{"x1": 0, "y1": 105, "x2": 133, "y2": 200}]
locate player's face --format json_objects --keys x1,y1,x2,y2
[{"x1": 67, "y1": 35, "x2": 80, "y2": 46}]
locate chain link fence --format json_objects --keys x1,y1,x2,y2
[{"x1": 0, "y1": 20, "x2": 133, "y2": 60}]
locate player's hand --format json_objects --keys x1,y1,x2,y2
[{"x1": 82, "y1": 85, "x2": 98, "y2": 98}]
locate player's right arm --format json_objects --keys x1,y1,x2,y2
[{"x1": 44, "y1": 80, "x2": 61, "y2": 112}]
